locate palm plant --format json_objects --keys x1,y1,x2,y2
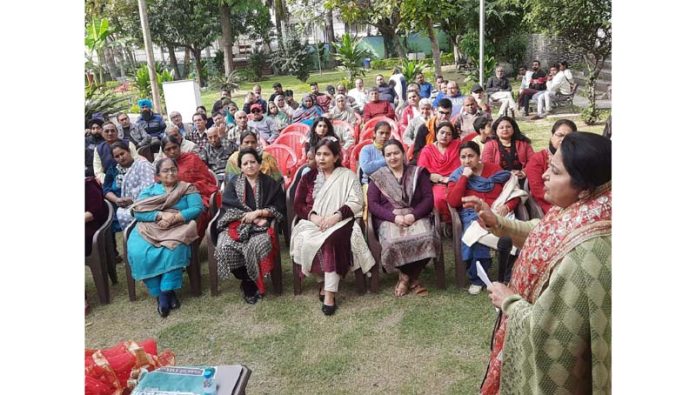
[
  {"x1": 401, "y1": 58, "x2": 430, "y2": 83},
  {"x1": 85, "y1": 85, "x2": 130, "y2": 125},
  {"x1": 332, "y1": 34, "x2": 375, "y2": 83}
]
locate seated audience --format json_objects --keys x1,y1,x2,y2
[
  {"x1": 248, "y1": 103, "x2": 279, "y2": 144},
  {"x1": 292, "y1": 94, "x2": 324, "y2": 124},
  {"x1": 402, "y1": 98, "x2": 433, "y2": 146},
  {"x1": 127, "y1": 157, "x2": 204, "y2": 318},
  {"x1": 200, "y1": 127, "x2": 238, "y2": 182},
  {"x1": 266, "y1": 101, "x2": 290, "y2": 131},
  {"x1": 485, "y1": 66, "x2": 518, "y2": 117},
  {"x1": 363, "y1": 87, "x2": 396, "y2": 121},
  {"x1": 227, "y1": 110, "x2": 258, "y2": 145},
  {"x1": 226, "y1": 130, "x2": 282, "y2": 183},
  {"x1": 290, "y1": 138, "x2": 375, "y2": 316},
  {"x1": 215, "y1": 148, "x2": 286, "y2": 304},
  {"x1": 93, "y1": 121, "x2": 139, "y2": 184},
  {"x1": 482, "y1": 116, "x2": 535, "y2": 181},
  {"x1": 367, "y1": 139, "x2": 439, "y2": 297}
]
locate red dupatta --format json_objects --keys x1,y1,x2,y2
[
  {"x1": 175, "y1": 152, "x2": 218, "y2": 236},
  {"x1": 417, "y1": 139, "x2": 462, "y2": 177},
  {"x1": 481, "y1": 182, "x2": 612, "y2": 394}
]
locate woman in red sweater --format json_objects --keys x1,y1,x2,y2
[
  {"x1": 447, "y1": 141, "x2": 521, "y2": 294},
  {"x1": 524, "y1": 119, "x2": 576, "y2": 214},
  {"x1": 481, "y1": 116, "x2": 535, "y2": 181}
]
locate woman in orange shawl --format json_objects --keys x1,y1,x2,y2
[
  {"x1": 416, "y1": 121, "x2": 461, "y2": 223},
  {"x1": 160, "y1": 136, "x2": 218, "y2": 237}
]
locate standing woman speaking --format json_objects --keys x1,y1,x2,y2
[{"x1": 473, "y1": 132, "x2": 612, "y2": 394}]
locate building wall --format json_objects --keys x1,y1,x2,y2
[{"x1": 523, "y1": 33, "x2": 586, "y2": 70}]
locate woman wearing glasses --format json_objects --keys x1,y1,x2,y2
[{"x1": 127, "y1": 157, "x2": 204, "y2": 317}]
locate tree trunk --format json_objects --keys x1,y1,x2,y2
[
  {"x1": 192, "y1": 48, "x2": 205, "y2": 87},
  {"x1": 273, "y1": 0, "x2": 285, "y2": 46},
  {"x1": 376, "y1": 22, "x2": 405, "y2": 59},
  {"x1": 426, "y1": 18, "x2": 441, "y2": 76},
  {"x1": 103, "y1": 43, "x2": 121, "y2": 79},
  {"x1": 111, "y1": 40, "x2": 126, "y2": 78},
  {"x1": 167, "y1": 44, "x2": 181, "y2": 79},
  {"x1": 219, "y1": 3, "x2": 235, "y2": 76},
  {"x1": 582, "y1": 53, "x2": 605, "y2": 125},
  {"x1": 324, "y1": 9, "x2": 336, "y2": 68},
  {"x1": 183, "y1": 48, "x2": 191, "y2": 77},
  {"x1": 96, "y1": 48, "x2": 107, "y2": 83},
  {"x1": 452, "y1": 34, "x2": 462, "y2": 65}
]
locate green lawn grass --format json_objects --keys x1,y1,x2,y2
[{"x1": 90, "y1": 66, "x2": 608, "y2": 393}]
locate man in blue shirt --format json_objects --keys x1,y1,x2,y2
[{"x1": 416, "y1": 72, "x2": 433, "y2": 100}]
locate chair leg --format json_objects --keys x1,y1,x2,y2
[
  {"x1": 271, "y1": 246, "x2": 283, "y2": 295},
  {"x1": 283, "y1": 220, "x2": 291, "y2": 247},
  {"x1": 188, "y1": 242, "x2": 202, "y2": 297},
  {"x1": 435, "y1": 245, "x2": 446, "y2": 289},
  {"x1": 104, "y1": 230, "x2": 118, "y2": 285},
  {"x1": 292, "y1": 261, "x2": 302, "y2": 295},
  {"x1": 354, "y1": 268, "x2": 367, "y2": 295},
  {"x1": 123, "y1": 237, "x2": 137, "y2": 301},
  {"x1": 369, "y1": 264, "x2": 379, "y2": 293},
  {"x1": 453, "y1": 239, "x2": 467, "y2": 289},
  {"x1": 207, "y1": 238, "x2": 220, "y2": 296},
  {"x1": 88, "y1": 254, "x2": 110, "y2": 305}
]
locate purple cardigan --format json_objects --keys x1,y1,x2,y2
[{"x1": 367, "y1": 167, "x2": 434, "y2": 230}]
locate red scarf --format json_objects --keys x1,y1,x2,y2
[{"x1": 176, "y1": 152, "x2": 218, "y2": 236}]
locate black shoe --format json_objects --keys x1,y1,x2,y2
[
  {"x1": 157, "y1": 294, "x2": 170, "y2": 317},
  {"x1": 243, "y1": 293, "x2": 260, "y2": 305},
  {"x1": 169, "y1": 291, "x2": 180, "y2": 310},
  {"x1": 321, "y1": 302, "x2": 337, "y2": 316}
]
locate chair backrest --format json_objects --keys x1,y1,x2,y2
[
  {"x1": 138, "y1": 145, "x2": 154, "y2": 163},
  {"x1": 264, "y1": 144, "x2": 299, "y2": 181},
  {"x1": 280, "y1": 122, "x2": 311, "y2": 136},
  {"x1": 331, "y1": 119, "x2": 355, "y2": 141},
  {"x1": 274, "y1": 131, "x2": 306, "y2": 160},
  {"x1": 89, "y1": 199, "x2": 114, "y2": 252},
  {"x1": 208, "y1": 206, "x2": 224, "y2": 245},
  {"x1": 363, "y1": 115, "x2": 398, "y2": 134},
  {"x1": 359, "y1": 127, "x2": 375, "y2": 142},
  {"x1": 350, "y1": 139, "x2": 373, "y2": 172}
]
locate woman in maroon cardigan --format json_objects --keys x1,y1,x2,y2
[
  {"x1": 367, "y1": 139, "x2": 440, "y2": 297},
  {"x1": 481, "y1": 116, "x2": 535, "y2": 181},
  {"x1": 524, "y1": 119, "x2": 576, "y2": 214}
]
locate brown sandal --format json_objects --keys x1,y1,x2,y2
[
  {"x1": 409, "y1": 281, "x2": 429, "y2": 297},
  {"x1": 394, "y1": 274, "x2": 410, "y2": 297}
]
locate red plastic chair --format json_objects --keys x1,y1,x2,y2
[
  {"x1": 280, "y1": 122, "x2": 311, "y2": 136},
  {"x1": 353, "y1": 112, "x2": 363, "y2": 143},
  {"x1": 350, "y1": 139, "x2": 373, "y2": 172},
  {"x1": 362, "y1": 116, "x2": 399, "y2": 135},
  {"x1": 359, "y1": 127, "x2": 375, "y2": 142},
  {"x1": 274, "y1": 131, "x2": 307, "y2": 161},
  {"x1": 264, "y1": 144, "x2": 299, "y2": 188}
]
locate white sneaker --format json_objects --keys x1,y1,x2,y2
[{"x1": 468, "y1": 284, "x2": 483, "y2": 295}]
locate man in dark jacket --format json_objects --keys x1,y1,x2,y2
[
  {"x1": 375, "y1": 74, "x2": 397, "y2": 105},
  {"x1": 485, "y1": 66, "x2": 518, "y2": 117}
]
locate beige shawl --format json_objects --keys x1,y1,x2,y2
[
  {"x1": 290, "y1": 167, "x2": 375, "y2": 276},
  {"x1": 132, "y1": 182, "x2": 200, "y2": 249}
]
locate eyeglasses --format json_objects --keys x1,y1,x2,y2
[{"x1": 160, "y1": 168, "x2": 178, "y2": 174}]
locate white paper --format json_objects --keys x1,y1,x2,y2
[{"x1": 476, "y1": 261, "x2": 493, "y2": 288}]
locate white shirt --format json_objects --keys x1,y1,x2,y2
[
  {"x1": 548, "y1": 70, "x2": 574, "y2": 95},
  {"x1": 348, "y1": 87, "x2": 368, "y2": 111}
]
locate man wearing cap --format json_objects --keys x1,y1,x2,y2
[
  {"x1": 135, "y1": 99, "x2": 166, "y2": 139},
  {"x1": 485, "y1": 66, "x2": 518, "y2": 117},
  {"x1": 248, "y1": 103, "x2": 279, "y2": 144},
  {"x1": 471, "y1": 84, "x2": 491, "y2": 114},
  {"x1": 168, "y1": 111, "x2": 193, "y2": 137},
  {"x1": 269, "y1": 82, "x2": 285, "y2": 103}
]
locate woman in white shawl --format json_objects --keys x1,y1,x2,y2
[{"x1": 290, "y1": 137, "x2": 375, "y2": 315}]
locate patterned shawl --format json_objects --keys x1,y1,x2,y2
[
  {"x1": 481, "y1": 182, "x2": 612, "y2": 394},
  {"x1": 214, "y1": 173, "x2": 284, "y2": 294},
  {"x1": 369, "y1": 165, "x2": 420, "y2": 215},
  {"x1": 131, "y1": 181, "x2": 200, "y2": 249},
  {"x1": 292, "y1": 95, "x2": 323, "y2": 123},
  {"x1": 116, "y1": 158, "x2": 155, "y2": 230}
]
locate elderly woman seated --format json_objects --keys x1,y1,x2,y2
[
  {"x1": 214, "y1": 148, "x2": 286, "y2": 304},
  {"x1": 127, "y1": 158, "x2": 204, "y2": 318},
  {"x1": 367, "y1": 139, "x2": 440, "y2": 297},
  {"x1": 290, "y1": 138, "x2": 375, "y2": 316},
  {"x1": 446, "y1": 141, "x2": 526, "y2": 295}
]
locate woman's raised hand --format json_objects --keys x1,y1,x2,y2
[
  {"x1": 461, "y1": 196, "x2": 498, "y2": 228},
  {"x1": 462, "y1": 167, "x2": 474, "y2": 177}
]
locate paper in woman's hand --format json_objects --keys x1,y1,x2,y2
[{"x1": 476, "y1": 261, "x2": 493, "y2": 288}]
